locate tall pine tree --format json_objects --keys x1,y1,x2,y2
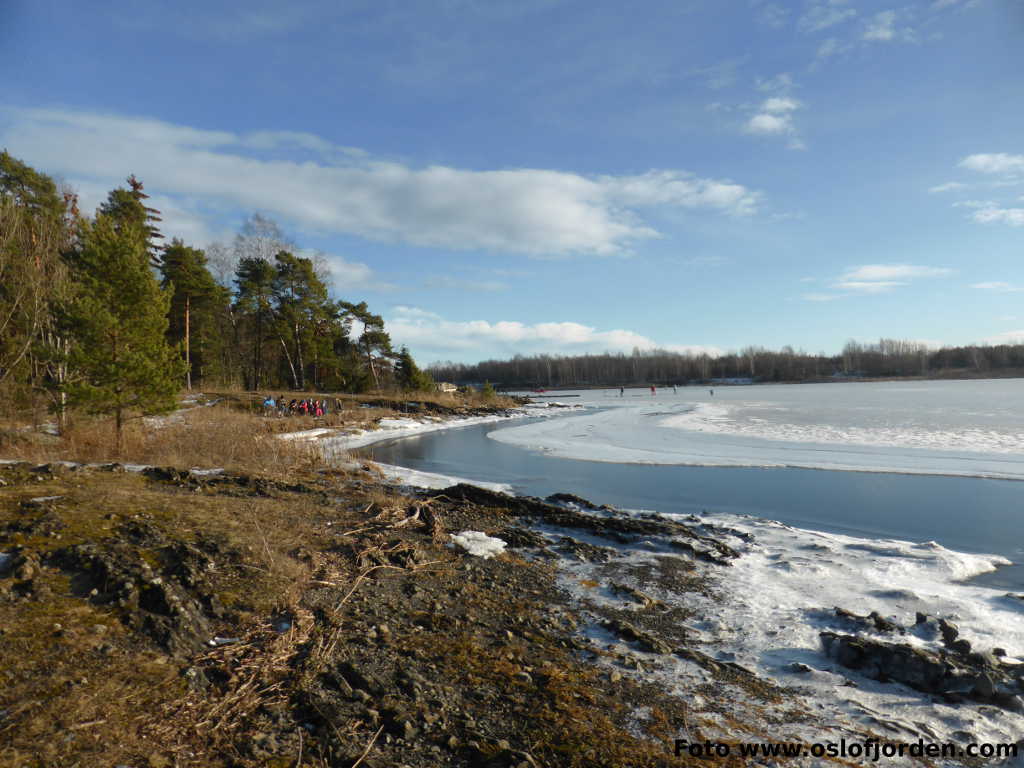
[
  {"x1": 63, "y1": 214, "x2": 185, "y2": 455},
  {"x1": 160, "y1": 239, "x2": 228, "y2": 390},
  {"x1": 234, "y1": 257, "x2": 276, "y2": 390}
]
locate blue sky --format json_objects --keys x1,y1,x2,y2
[{"x1": 2, "y1": 0, "x2": 1023, "y2": 363}]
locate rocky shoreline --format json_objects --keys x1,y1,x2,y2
[{"x1": 1, "y1": 443, "x2": 1022, "y2": 765}]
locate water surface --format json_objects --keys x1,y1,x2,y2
[{"x1": 358, "y1": 416, "x2": 1024, "y2": 590}]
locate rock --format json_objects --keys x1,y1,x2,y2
[
  {"x1": 972, "y1": 674, "x2": 996, "y2": 699},
  {"x1": 820, "y1": 631, "x2": 1022, "y2": 711},
  {"x1": 788, "y1": 662, "x2": 814, "y2": 674}
]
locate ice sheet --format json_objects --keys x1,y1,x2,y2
[{"x1": 491, "y1": 382, "x2": 1024, "y2": 479}]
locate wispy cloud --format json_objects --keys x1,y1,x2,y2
[
  {"x1": 798, "y1": 0, "x2": 857, "y2": 33},
  {"x1": 971, "y1": 206, "x2": 1024, "y2": 226},
  {"x1": 842, "y1": 264, "x2": 953, "y2": 281},
  {"x1": 752, "y1": 1, "x2": 790, "y2": 29},
  {"x1": 983, "y1": 329, "x2": 1024, "y2": 345},
  {"x1": 959, "y1": 153, "x2": 1024, "y2": 175},
  {"x1": 802, "y1": 292, "x2": 840, "y2": 302},
  {"x1": 928, "y1": 181, "x2": 966, "y2": 194},
  {"x1": 318, "y1": 252, "x2": 394, "y2": 293},
  {"x1": 423, "y1": 275, "x2": 507, "y2": 292},
  {"x1": 0, "y1": 106, "x2": 761, "y2": 258},
  {"x1": 863, "y1": 10, "x2": 898, "y2": 41},
  {"x1": 804, "y1": 264, "x2": 953, "y2": 300},
  {"x1": 972, "y1": 281, "x2": 1021, "y2": 292},
  {"x1": 385, "y1": 306, "x2": 722, "y2": 360},
  {"x1": 833, "y1": 280, "x2": 905, "y2": 293}
]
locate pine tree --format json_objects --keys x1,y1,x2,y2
[
  {"x1": 98, "y1": 175, "x2": 164, "y2": 266},
  {"x1": 340, "y1": 301, "x2": 394, "y2": 390},
  {"x1": 63, "y1": 214, "x2": 185, "y2": 455},
  {"x1": 160, "y1": 239, "x2": 228, "y2": 390},
  {"x1": 272, "y1": 251, "x2": 332, "y2": 390},
  {"x1": 395, "y1": 346, "x2": 433, "y2": 392},
  {"x1": 234, "y1": 257, "x2": 276, "y2": 390}
]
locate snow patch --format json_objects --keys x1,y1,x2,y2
[{"x1": 450, "y1": 530, "x2": 507, "y2": 559}]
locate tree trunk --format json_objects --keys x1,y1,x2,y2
[
  {"x1": 115, "y1": 405, "x2": 123, "y2": 458},
  {"x1": 184, "y1": 294, "x2": 192, "y2": 390},
  {"x1": 279, "y1": 335, "x2": 300, "y2": 390}
]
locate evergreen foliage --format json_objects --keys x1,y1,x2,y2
[
  {"x1": 98, "y1": 175, "x2": 164, "y2": 265},
  {"x1": 0, "y1": 152, "x2": 427, "y2": 418},
  {"x1": 160, "y1": 239, "x2": 229, "y2": 389},
  {"x1": 63, "y1": 214, "x2": 186, "y2": 454},
  {"x1": 396, "y1": 346, "x2": 434, "y2": 391}
]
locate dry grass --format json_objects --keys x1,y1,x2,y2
[
  {"x1": 0, "y1": 402, "x2": 323, "y2": 474},
  {"x1": 0, "y1": 464, "x2": 342, "y2": 767}
]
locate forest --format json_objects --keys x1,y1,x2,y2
[
  {"x1": 429, "y1": 338, "x2": 1024, "y2": 390},
  {"x1": 0, "y1": 150, "x2": 432, "y2": 448}
]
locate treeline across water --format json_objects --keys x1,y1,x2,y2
[
  {"x1": 429, "y1": 339, "x2": 1024, "y2": 389},
  {"x1": 0, "y1": 151, "x2": 432, "y2": 449}
]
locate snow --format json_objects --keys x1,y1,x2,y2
[
  {"x1": 556, "y1": 506, "x2": 1024, "y2": 753},
  {"x1": 450, "y1": 530, "x2": 507, "y2": 559},
  {"x1": 372, "y1": 461, "x2": 512, "y2": 493},
  {"x1": 490, "y1": 381, "x2": 1024, "y2": 479},
  {"x1": 277, "y1": 427, "x2": 339, "y2": 441}
]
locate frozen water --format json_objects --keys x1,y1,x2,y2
[{"x1": 494, "y1": 380, "x2": 1024, "y2": 479}]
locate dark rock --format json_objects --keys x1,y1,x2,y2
[{"x1": 820, "y1": 631, "x2": 1022, "y2": 711}]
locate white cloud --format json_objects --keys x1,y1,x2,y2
[
  {"x1": 959, "y1": 153, "x2": 1024, "y2": 175},
  {"x1": 802, "y1": 292, "x2": 840, "y2": 301},
  {"x1": 799, "y1": 1, "x2": 857, "y2": 33},
  {"x1": 820, "y1": 264, "x2": 953, "y2": 296},
  {"x1": 744, "y1": 96, "x2": 802, "y2": 137},
  {"x1": 863, "y1": 10, "x2": 897, "y2": 41},
  {"x1": 972, "y1": 206, "x2": 1024, "y2": 226},
  {"x1": 745, "y1": 113, "x2": 793, "y2": 135},
  {"x1": 816, "y1": 37, "x2": 847, "y2": 59},
  {"x1": 834, "y1": 280, "x2": 905, "y2": 293},
  {"x1": 318, "y1": 252, "x2": 394, "y2": 293},
  {"x1": 753, "y1": 2, "x2": 790, "y2": 28},
  {"x1": 983, "y1": 329, "x2": 1024, "y2": 345},
  {"x1": 842, "y1": 264, "x2": 953, "y2": 281},
  {"x1": 0, "y1": 106, "x2": 760, "y2": 258},
  {"x1": 756, "y1": 73, "x2": 795, "y2": 93},
  {"x1": 385, "y1": 306, "x2": 722, "y2": 359},
  {"x1": 972, "y1": 281, "x2": 1021, "y2": 292},
  {"x1": 932, "y1": 0, "x2": 979, "y2": 9},
  {"x1": 927, "y1": 181, "x2": 966, "y2": 194}
]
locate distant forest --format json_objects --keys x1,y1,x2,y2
[{"x1": 428, "y1": 339, "x2": 1024, "y2": 389}]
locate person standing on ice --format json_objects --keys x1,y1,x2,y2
[
  {"x1": 709, "y1": 389, "x2": 714, "y2": 396},
  {"x1": 650, "y1": 385, "x2": 656, "y2": 395},
  {"x1": 619, "y1": 387, "x2": 624, "y2": 397}
]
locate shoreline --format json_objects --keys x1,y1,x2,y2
[{"x1": 2, "y1": 397, "x2": 1022, "y2": 764}]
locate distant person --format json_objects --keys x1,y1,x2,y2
[
  {"x1": 620, "y1": 387, "x2": 624, "y2": 397},
  {"x1": 650, "y1": 385, "x2": 656, "y2": 395},
  {"x1": 672, "y1": 385, "x2": 677, "y2": 394},
  {"x1": 709, "y1": 389, "x2": 714, "y2": 396},
  {"x1": 262, "y1": 395, "x2": 275, "y2": 415}
]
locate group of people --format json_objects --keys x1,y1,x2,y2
[{"x1": 261, "y1": 395, "x2": 331, "y2": 417}]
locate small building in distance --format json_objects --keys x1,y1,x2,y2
[{"x1": 436, "y1": 382, "x2": 458, "y2": 394}]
